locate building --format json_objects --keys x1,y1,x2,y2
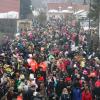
[
  {"x1": 0, "y1": 0, "x2": 20, "y2": 19},
  {"x1": 47, "y1": 3, "x2": 89, "y2": 19},
  {"x1": 20, "y1": 0, "x2": 32, "y2": 19},
  {"x1": 47, "y1": 0, "x2": 90, "y2": 4},
  {"x1": 0, "y1": 0, "x2": 20, "y2": 34}
]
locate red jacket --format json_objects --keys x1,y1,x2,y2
[{"x1": 82, "y1": 91, "x2": 92, "y2": 100}]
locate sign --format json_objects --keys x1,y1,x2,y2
[{"x1": 17, "y1": 19, "x2": 32, "y2": 32}]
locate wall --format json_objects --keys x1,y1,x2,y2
[{"x1": 0, "y1": 19, "x2": 17, "y2": 33}]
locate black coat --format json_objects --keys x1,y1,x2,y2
[
  {"x1": 56, "y1": 81, "x2": 66, "y2": 97},
  {"x1": 60, "y1": 94, "x2": 71, "y2": 100}
]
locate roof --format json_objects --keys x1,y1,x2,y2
[
  {"x1": 48, "y1": 3, "x2": 89, "y2": 11},
  {"x1": 0, "y1": 0, "x2": 20, "y2": 13}
]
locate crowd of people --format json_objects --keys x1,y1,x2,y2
[{"x1": 0, "y1": 19, "x2": 100, "y2": 100}]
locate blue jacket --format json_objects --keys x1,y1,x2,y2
[{"x1": 72, "y1": 87, "x2": 81, "y2": 100}]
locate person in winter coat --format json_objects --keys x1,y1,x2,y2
[
  {"x1": 60, "y1": 88, "x2": 71, "y2": 100},
  {"x1": 7, "y1": 87, "x2": 15, "y2": 100},
  {"x1": 72, "y1": 82, "x2": 81, "y2": 100},
  {"x1": 93, "y1": 79, "x2": 100, "y2": 100},
  {"x1": 56, "y1": 78, "x2": 66, "y2": 99},
  {"x1": 47, "y1": 77, "x2": 55, "y2": 100},
  {"x1": 82, "y1": 85, "x2": 92, "y2": 100}
]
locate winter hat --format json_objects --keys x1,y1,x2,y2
[
  {"x1": 0, "y1": 53, "x2": 5, "y2": 56},
  {"x1": 49, "y1": 55, "x2": 55, "y2": 61},
  {"x1": 33, "y1": 92, "x2": 38, "y2": 96},
  {"x1": 76, "y1": 74, "x2": 80, "y2": 79},
  {"x1": 17, "y1": 96, "x2": 23, "y2": 100},
  {"x1": 8, "y1": 87, "x2": 14, "y2": 92},
  {"x1": 29, "y1": 54, "x2": 33, "y2": 58},
  {"x1": 38, "y1": 76, "x2": 44, "y2": 81},
  {"x1": 41, "y1": 47, "x2": 45, "y2": 51},
  {"x1": 65, "y1": 77, "x2": 71, "y2": 81},
  {"x1": 18, "y1": 84, "x2": 23, "y2": 92},
  {"x1": 95, "y1": 80, "x2": 100, "y2": 87},
  {"x1": 15, "y1": 33, "x2": 20, "y2": 36},
  {"x1": 73, "y1": 64, "x2": 77, "y2": 68},
  {"x1": 81, "y1": 77, "x2": 85, "y2": 80},
  {"x1": 83, "y1": 70, "x2": 88, "y2": 75},
  {"x1": 29, "y1": 74, "x2": 34, "y2": 80},
  {"x1": 89, "y1": 72, "x2": 96, "y2": 77},
  {"x1": 20, "y1": 74, "x2": 25, "y2": 80}
]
